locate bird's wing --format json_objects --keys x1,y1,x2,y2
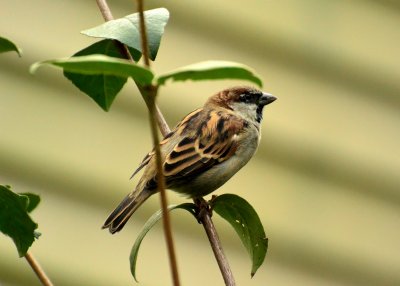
[
  {"x1": 131, "y1": 108, "x2": 247, "y2": 188},
  {"x1": 130, "y1": 109, "x2": 203, "y2": 179},
  {"x1": 130, "y1": 130, "x2": 175, "y2": 179},
  {"x1": 163, "y1": 109, "x2": 247, "y2": 182}
]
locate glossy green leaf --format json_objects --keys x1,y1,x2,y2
[
  {"x1": 82, "y1": 8, "x2": 169, "y2": 61},
  {"x1": 0, "y1": 36, "x2": 22, "y2": 56},
  {"x1": 156, "y1": 60, "x2": 263, "y2": 87},
  {"x1": 130, "y1": 203, "x2": 196, "y2": 281},
  {"x1": 211, "y1": 194, "x2": 268, "y2": 277},
  {"x1": 31, "y1": 54, "x2": 154, "y2": 110},
  {"x1": 63, "y1": 40, "x2": 141, "y2": 111},
  {"x1": 0, "y1": 185, "x2": 39, "y2": 257},
  {"x1": 31, "y1": 54, "x2": 154, "y2": 87},
  {"x1": 19, "y1": 193, "x2": 41, "y2": 213}
]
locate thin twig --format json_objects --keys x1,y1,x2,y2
[
  {"x1": 136, "y1": 0, "x2": 151, "y2": 68},
  {"x1": 195, "y1": 198, "x2": 236, "y2": 285},
  {"x1": 202, "y1": 216, "x2": 235, "y2": 286},
  {"x1": 95, "y1": 0, "x2": 134, "y2": 62},
  {"x1": 96, "y1": 0, "x2": 114, "y2": 21},
  {"x1": 25, "y1": 252, "x2": 54, "y2": 286},
  {"x1": 155, "y1": 105, "x2": 171, "y2": 135},
  {"x1": 146, "y1": 86, "x2": 181, "y2": 286},
  {"x1": 136, "y1": 0, "x2": 180, "y2": 284}
]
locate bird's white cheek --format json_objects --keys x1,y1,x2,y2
[{"x1": 231, "y1": 102, "x2": 258, "y2": 122}]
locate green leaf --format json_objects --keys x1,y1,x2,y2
[
  {"x1": 30, "y1": 54, "x2": 153, "y2": 84},
  {"x1": 211, "y1": 194, "x2": 268, "y2": 277},
  {"x1": 156, "y1": 60, "x2": 263, "y2": 87},
  {"x1": 63, "y1": 40, "x2": 141, "y2": 111},
  {"x1": 130, "y1": 203, "x2": 196, "y2": 281},
  {"x1": 31, "y1": 53, "x2": 154, "y2": 111},
  {"x1": 19, "y1": 193, "x2": 41, "y2": 213},
  {"x1": 0, "y1": 185, "x2": 39, "y2": 257},
  {"x1": 0, "y1": 36, "x2": 22, "y2": 56},
  {"x1": 82, "y1": 8, "x2": 169, "y2": 61},
  {"x1": 31, "y1": 54, "x2": 154, "y2": 94}
]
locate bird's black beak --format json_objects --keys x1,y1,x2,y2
[{"x1": 259, "y1": 92, "x2": 277, "y2": 106}]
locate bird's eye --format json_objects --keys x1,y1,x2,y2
[{"x1": 240, "y1": 93, "x2": 253, "y2": 103}]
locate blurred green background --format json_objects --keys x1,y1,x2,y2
[{"x1": 1, "y1": 0, "x2": 399, "y2": 285}]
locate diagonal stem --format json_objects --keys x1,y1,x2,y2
[
  {"x1": 135, "y1": 0, "x2": 180, "y2": 284},
  {"x1": 144, "y1": 85, "x2": 181, "y2": 286},
  {"x1": 25, "y1": 252, "x2": 54, "y2": 286},
  {"x1": 202, "y1": 215, "x2": 236, "y2": 286},
  {"x1": 195, "y1": 198, "x2": 236, "y2": 285},
  {"x1": 136, "y1": 0, "x2": 151, "y2": 68},
  {"x1": 96, "y1": 0, "x2": 114, "y2": 22}
]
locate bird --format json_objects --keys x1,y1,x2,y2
[{"x1": 103, "y1": 86, "x2": 276, "y2": 234}]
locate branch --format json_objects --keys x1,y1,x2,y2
[
  {"x1": 96, "y1": 0, "x2": 114, "y2": 22},
  {"x1": 25, "y1": 252, "x2": 54, "y2": 286},
  {"x1": 135, "y1": 1, "x2": 180, "y2": 285},
  {"x1": 155, "y1": 105, "x2": 171, "y2": 135},
  {"x1": 195, "y1": 198, "x2": 236, "y2": 286},
  {"x1": 136, "y1": 0, "x2": 151, "y2": 68},
  {"x1": 144, "y1": 85, "x2": 181, "y2": 286}
]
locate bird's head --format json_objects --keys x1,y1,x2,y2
[{"x1": 207, "y1": 86, "x2": 277, "y2": 123}]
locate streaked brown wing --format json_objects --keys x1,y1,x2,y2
[
  {"x1": 130, "y1": 130, "x2": 176, "y2": 179},
  {"x1": 130, "y1": 108, "x2": 204, "y2": 180},
  {"x1": 163, "y1": 110, "x2": 246, "y2": 184}
]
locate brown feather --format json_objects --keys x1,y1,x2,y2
[{"x1": 162, "y1": 109, "x2": 246, "y2": 186}]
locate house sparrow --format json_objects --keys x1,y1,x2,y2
[{"x1": 103, "y1": 86, "x2": 276, "y2": 233}]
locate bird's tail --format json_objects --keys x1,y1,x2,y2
[{"x1": 102, "y1": 188, "x2": 152, "y2": 234}]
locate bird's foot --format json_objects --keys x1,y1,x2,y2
[{"x1": 194, "y1": 196, "x2": 217, "y2": 223}]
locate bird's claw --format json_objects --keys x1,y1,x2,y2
[{"x1": 194, "y1": 196, "x2": 218, "y2": 223}]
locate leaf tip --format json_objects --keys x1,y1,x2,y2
[
  {"x1": 255, "y1": 78, "x2": 263, "y2": 88},
  {"x1": 80, "y1": 29, "x2": 88, "y2": 36},
  {"x1": 29, "y1": 62, "x2": 42, "y2": 74},
  {"x1": 15, "y1": 47, "x2": 23, "y2": 57},
  {"x1": 0, "y1": 37, "x2": 22, "y2": 57}
]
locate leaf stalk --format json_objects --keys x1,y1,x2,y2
[{"x1": 25, "y1": 252, "x2": 54, "y2": 286}]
